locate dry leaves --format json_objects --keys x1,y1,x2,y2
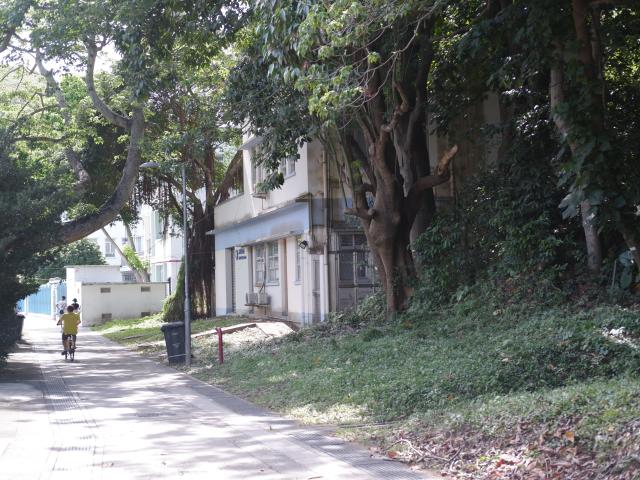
[{"x1": 380, "y1": 418, "x2": 640, "y2": 480}]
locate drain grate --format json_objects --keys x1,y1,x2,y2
[{"x1": 39, "y1": 348, "x2": 99, "y2": 475}]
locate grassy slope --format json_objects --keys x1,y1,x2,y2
[
  {"x1": 93, "y1": 314, "x2": 247, "y2": 345},
  {"x1": 97, "y1": 303, "x2": 640, "y2": 478}
]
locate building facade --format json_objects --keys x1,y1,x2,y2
[
  {"x1": 211, "y1": 135, "x2": 376, "y2": 326},
  {"x1": 85, "y1": 204, "x2": 183, "y2": 289}
]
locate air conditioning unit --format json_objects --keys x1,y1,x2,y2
[
  {"x1": 257, "y1": 292, "x2": 269, "y2": 305},
  {"x1": 246, "y1": 292, "x2": 270, "y2": 306},
  {"x1": 246, "y1": 292, "x2": 258, "y2": 305}
]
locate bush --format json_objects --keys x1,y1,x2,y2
[{"x1": 326, "y1": 292, "x2": 386, "y2": 329}]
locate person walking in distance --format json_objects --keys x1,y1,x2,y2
[{"x1": 55, "y1": 295, "x2": 67, "y2": 321}]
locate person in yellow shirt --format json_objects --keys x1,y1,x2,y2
[{"x1": 56, "y1": 305, "x2": 81, "y2": 355}]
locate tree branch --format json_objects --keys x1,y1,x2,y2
[
  {"x1": 85, "y1": 39, "x2": 131, "y2": 129},
  {"x1": 407, "y1": 144, "x2": 458, "y2": 198},
  {"x1": 346, "y1": 132, "x2": 376, "y2": 189},
  {"x1": 34, "y1": 49, "x2": 91, "y2": 190},
  {"x1": 381, "y1": 81, "x2": 410, "y2": 132},
  {"x1": 345, "y1": 207, "x2": 376, "y2": 221},
  {"x1": 161, "y1": 172, "x2": 201, "y2": 206},
  {"x1": 60, "y1": 107, "x2": 145, "y2": 243}
]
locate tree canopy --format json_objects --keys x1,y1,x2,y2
[{"x1": 226, "y1": 0, "x2": 640, "y2": 312}]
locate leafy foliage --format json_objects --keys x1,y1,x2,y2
[
  {"x1": 413, "y1": 129, "x2": 581, "y2": 306},
  {"x1": 0, "y1": 131, "x2": 71, "y2": 314},
  {"x1": 36, "y1": 239, "x2": 106, "y2": 280}
]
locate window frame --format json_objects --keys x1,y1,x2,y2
[
  {"x1": 254, "y1": 244, "x2": 266, "y2": 286},
  {"x1": 338, "y1": 233, "x2": 373, "y2": 286},
  {"x1": 286, "y1": 156, "x2": 296, "y2": 177},
  {"x1": 266, "y1": 241, "x2": 279, "y2": 284},
  {"x1": 104, "y1": 239, "x2": 115, "y2": 257}
]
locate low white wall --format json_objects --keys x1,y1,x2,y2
[
  {"x1": 79, "y1": 282, "x2": 167, "y2": 326},
  {"x1": 66, "y1": 265, "x2": 123, "y2": 303}
]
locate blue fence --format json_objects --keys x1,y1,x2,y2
[{"x1": 19, "y1": 282, "x2": 66, "y2": 315}]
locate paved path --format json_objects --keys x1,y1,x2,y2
[{"x1": 0, "y1": 316, "x2": 436, "y2": 480}]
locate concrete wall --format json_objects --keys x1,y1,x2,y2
[
  {"x1": 66, "y1": 265, "x2": 123, "y2": 303},
  {"x1": 78, "y1": 282, "x2": 167, "y2": 326}
]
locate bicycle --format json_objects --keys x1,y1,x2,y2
[{"x1": 63, "y1": 334, "x2": 76, "y2": 361}]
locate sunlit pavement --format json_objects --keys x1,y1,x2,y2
[{"x1": 0, "y1": 315, "x2": 436, "y2": 479}]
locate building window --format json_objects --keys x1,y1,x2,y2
[
  {"x1": 104, "y1": 240, "x2": 115, "y2": 257},
  {"x1": 295, "y1": 237, "x2": 302, "y2": 283},
  {"x1": 338, "y1": 233, "x2": 373, "y2": 286},
  {"x1": 339, "y1": 252, "x2": 354, "y2": 283},
  {"x1": 154, "y1": 264, "x2": 165, "y2": 282},
  {"x1": 122, "y1": 272, "x2": 135, "y2": 283},
  {"x1": 267, "y1": 242, "x2": 279, "y2": 284},
  {"x1": 254, "y1": 244, "x2": 266, "y2": 285},
  {"x1": 287, "y1": 156, "x2": 296, "y2": 176},
  {"x1": 251, "y1": 148, "x2": 265, "y2": 189},
  {"x1": 134, "y1": 236, "x2": 142, "y2": 253},
  {"x1": 279, "y1": 156, "x2": 296, "y2": 178},
  {"x1": 228, "y1": 167, "x2": 244, "y2": 198}
]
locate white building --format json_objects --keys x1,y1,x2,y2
[
  {"x1": 210, "y1": 135, "x2": 377, "y2": 326},
  {"x1": 65, "y1": 265, "x2": 167, "y2": 325},
  {"x1": 85, "y1": 204, "x2": 183, "y2": 289}
]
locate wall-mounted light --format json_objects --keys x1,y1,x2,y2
[{"x1": 298, "y1": 240, "x2": 308, "y2": 250}]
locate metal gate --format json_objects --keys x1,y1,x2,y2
[{"x1": 19, "y1": 282, "x2": 67, "y2": 315}]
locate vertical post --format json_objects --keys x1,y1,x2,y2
[
  {"x1": 50, "y1": 283, "x2": 56, "y2": 322},
  {"x1": 216, "y1": 327, "x2": 224, "y2": 364},
  {"x1": 182, "y1": 164, "x2": 192, "y2": 367}
]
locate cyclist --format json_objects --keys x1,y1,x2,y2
[{"x1": 57, "y1": 305, "x2": 81, "y2": 356}]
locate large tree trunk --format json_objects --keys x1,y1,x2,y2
[
  {"x1": 549, "y1": 33, "x2": 603, "y2": 273},
  {"x1": 59, "y1": 108, "x2": 145, "y2": 244},
  {"x1": 337, "y1": 118, "x2": 456, "y2": 315},
  {"x1": 187, "y1": 201, "x2": 215, "y2": 318}
]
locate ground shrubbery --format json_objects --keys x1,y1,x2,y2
[
  {"x1": 185, "y1": 153, "x2": 640, "y2": 477},
  {"x1": 206, "y1": 298, "x2": 639, "y2": 421}
]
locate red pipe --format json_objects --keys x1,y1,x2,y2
[{"x1": 216, "y1": 327, "x2": 224, "y2": 364}]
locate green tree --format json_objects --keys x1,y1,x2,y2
[
  {"x1": 0, "y1": 1, "x2": 243, "y2": 318},
  {"x1": 436, "y1": 1, "x2": 640, "y2": 273},
  {"x1": 37, "y1": 239, "x2": 106, "y2": 280},
  {"x1": 229, "y1": 1, "x2": 463, "y2": 313},
  {"x1": 230, "y1": 0, "x2": 640, "y2": 313},
  {"x1": 1, "y1": 0, "x2": 242, "y2": 244},
  {"x1": 0, "y1": 131, "x2": 71, "y2": 314},
  {"x1": 135, "y1": 48, "x2": 240, "y2": 317}
]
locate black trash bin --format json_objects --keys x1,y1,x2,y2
[{"x1": 161, "y1": 321, "x2": 185, "y2": 364}]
